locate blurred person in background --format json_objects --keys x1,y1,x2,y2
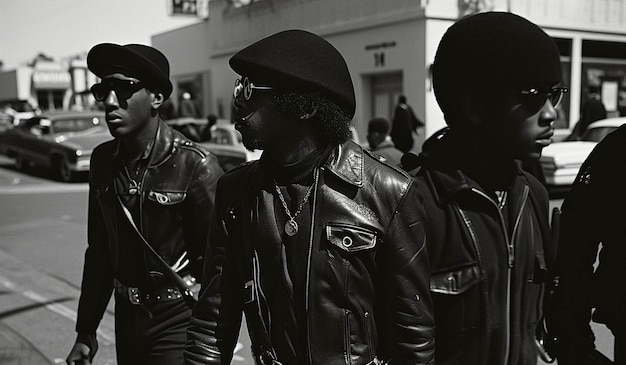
[
  {"x1": 201, "y1": 113, "x2": 218, "y2": 142},
  {"x1": 179, "y1": 91, "x2": 199, "y2": 118},
  {"x1": 366, "y1": 116, "x2": 404, "y2": 165},
  {"x1": 184, "y1": 29, "x2": 434, "y2": 365},
  {"x1": 569, "y1": 85, "x2": 607, "y2": 140},
  {"x1": 390, "y1": 95, "x2": 424, "y2": 153},
  {"x1": 65, "y1": 43, "x2": 222, "y2": 365}
]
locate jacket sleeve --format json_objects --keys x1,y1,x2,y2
[
  {"x1": 75, "y1": 184, "x2": 115, "y2": 335},
  {"x1": 378, "y1": 180, "x2": 435, "y2": 364},
  {"x1": 182, "y1": 153, "x2": 223, "y2": 280},
  {"x1": 549, "y1": 147, "x2": 603, "y2": 359},
  {"x1": 184, "y1": 179, "x2": 244, "y2": 365}
]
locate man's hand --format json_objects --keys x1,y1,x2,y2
[
  {"x1": 66, "y1": 341, "x2": 92, "y2": 364},
  {"x1": 66, "y1": 333, "x2": 97, "y2": 365}
]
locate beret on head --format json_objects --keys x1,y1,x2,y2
[
  {"x1": 432, "y1": 12, "x2": 562, "y2": 115},
  {"x1": 229, "y1": 29, "x2": 356, "y2": 118},
  {"x1": 87, "y1": 43, "x2": 172, "y2": 99}
]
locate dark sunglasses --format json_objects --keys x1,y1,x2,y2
[
  {"x1": 233, "y1": 77, "x2": 273, "y2": 101},
  {"x1": 520, "y1": 86, "x2": 569, "y2": 108},
  {"x1": 91, "y1": 79, "x2": 145, "y2": 102}
]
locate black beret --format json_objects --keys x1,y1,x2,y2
[
  {"x1": 87, "y1": 43, "x2": 172, "y2": 99},
  {"x1": 229, "y1": 29, "x2": 356, "y2": 118},
  {"x1": 433, "y1": 12, "x2": 562, "y2": 114}
]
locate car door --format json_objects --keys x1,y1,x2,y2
[{"x1": 23, "y1": 117, "x2": 54, "y2": 167}]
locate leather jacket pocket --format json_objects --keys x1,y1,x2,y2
[
  {"x1": 430, "y1": 264, "x2": 480, "y2": 295},
  {"x1": 325, "y1": 223, "x2": 377, "y2": 252},
  {"x1": 430, "y1": 264, "x2": 481, "y2": 332},
  {"x1": 147, "y1": 191, "x2": 187, "y2": 205}
]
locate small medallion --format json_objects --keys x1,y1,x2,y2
[
  {"x1": 128, "y1": 181, "x2": 139, "y2": 195},
  {"x1": 285, "y1": 219, "x2": 298, "y2": 236}
]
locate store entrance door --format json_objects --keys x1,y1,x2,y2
[{"x1": 371, "y1": 72, "x2": 403, "y2": 122}]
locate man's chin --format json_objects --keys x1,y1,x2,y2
[{"x1": 242, "y1": 139, "x2": 259, "y2": 151}]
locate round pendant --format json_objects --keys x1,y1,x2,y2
[
  {"x1": 285, "y1": 220, "x2": 298, "y2": 236},
  {"x1": 128, "y1": 187, "x2": 138, "y2": 195}
]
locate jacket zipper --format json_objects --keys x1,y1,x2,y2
[
  {"x1": 137, "y1": 166, "x2": 150, "y2": 233},
  {"x1": 305, "y1": 167, "x2": 320, "y2": 365},
  {"x1": 465, "y1": 186, "x2": 528, "y2": 365}
]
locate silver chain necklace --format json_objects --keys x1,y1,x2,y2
[
  {"x1": 273, "y1": 168, "x2": 319, "y2": 236},
  {"x1": 122, "y1": 158, "x2": 143, "y2": 195}
]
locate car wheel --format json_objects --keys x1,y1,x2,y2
[
  {"x1": 55, "y1": 157, "x2": 74, "y2": 182},
  {"x1": 14, "y1": 154, "x2": 28, "y2": 171}
]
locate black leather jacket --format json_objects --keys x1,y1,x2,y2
[
  {"x1": 549, "y1": 125, "x2": 626, "y2": 362},
  {"x1": 185, "y1": 141, "x2": 435, "y2": 365},
  {"x1": 411, "y1": 131, "x2": 552, "y2": 365},
  {"x1": 75, "y1": 121, "x2": 222, "y2": 335}
]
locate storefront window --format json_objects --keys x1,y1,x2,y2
[
  {"x1": 36, "y1": 90, "x2": 64, "y2": 111},
  {"x1": 581, "y1": 40, "x2": 626, "y2": 118},
  {"x1": 554, "y1": 38, "x2": 572, "y2": 130}
]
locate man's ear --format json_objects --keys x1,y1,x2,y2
[
  {"x1": 151, "y1": 92, "x2": 164, "y2": 110},
  {"x1": 461, "y1": 93, "x2": 485, "y2": 127},
  {"x1": 299, "y1": 103, "x2": 319, "y2": 120}
]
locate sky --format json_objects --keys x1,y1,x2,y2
[{"x1": 0, "y1": 0, "x2": 200, "y2": 69}]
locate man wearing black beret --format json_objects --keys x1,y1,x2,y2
[
  {"x1": 185, "y1": 29, "x2": 434, "y2": 365},
  {"x1": 402, "y1": 12, "x2": 566, "y2": 365},
  {"x1": 66, "y1": 43, "x2": 223, "y2": 364}
]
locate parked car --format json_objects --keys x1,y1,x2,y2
[
  {"x1": 167, "y1": 118, "x2": 361, "y2": 172},
  {"x1": 0, "y1": 110, "x2": 111, "y2": 181},
  {"x1": 165, "y1": 117, "x2": 208, "y2": 142},
  {"x1": 540, "y1": 116, "x2": 626, "y2": 188},
  {"x1": 165, "y1": 117, "x2": 263, "y2": 172},
  {"x1": 201, "y1": 123, "x2": 263, "y2": 171}
]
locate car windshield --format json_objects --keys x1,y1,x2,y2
[
  {"x1": 581, "y1": 126, "x2": 617, "y2": 143},
  {"x1": 210, "y1": 128, "x2": 235, "y2": 145},
  {"x1": 52, "y1": 117, "x2": 104, "y2": 134}
]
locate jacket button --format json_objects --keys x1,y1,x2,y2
[{"x1": 342, "y1": 236, "x2": 353, "y2": 247}]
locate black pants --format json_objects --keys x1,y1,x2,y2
[{"x1": 114, "y1": 293, "x2": 192, "y2": 365}]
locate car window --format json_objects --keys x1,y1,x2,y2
[
  {"x1": 52, "y1": 117, "x2": 104, "y2": 134},
  {"x1": 582, "y1": 127, "x2": 618, "y2": 143},
  {"x1": 210, "y1": 128, "x2": 234, "y2": 145},
  {"x1": 19, "y1": 117, "x2": 41, "y2": 130}
]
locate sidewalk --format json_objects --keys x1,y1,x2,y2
[
  {"x1": 0, "y1": 322, "x2": 51, "y2": 364},
  {"x1": 0, "y1": 247, "x2": 116, "y2": 364}
]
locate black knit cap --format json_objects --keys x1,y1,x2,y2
[
  {"x1": 87, "y1": 43, "x2": 173, "y2": 99},
  {"x1": 229, "y1": 29, "x2": 356, "y2": 118},
  {"x1": 432, "y1": 12, "x2": 562, "y2": 115}
]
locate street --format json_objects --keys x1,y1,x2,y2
[
  {"x1": 0, "y1": 156, "x2": 253, "y2": 365},
  {"x1": 0, "y1": 155, "x2": 614, "y2": 364}
]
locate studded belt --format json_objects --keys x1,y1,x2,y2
[{"x1": 114, "y1": 278, "x2": 183, "y2": 305}]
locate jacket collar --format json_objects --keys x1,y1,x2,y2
[
  {"x1": 112, "y1": 120, "x2": 175, "y2": 166},
  {"x1": 420, "y1": 130, "x2": 524, "y2": 204},
  {"x1": 324, "y1": 140, "x2": 364, "y2": 188}
]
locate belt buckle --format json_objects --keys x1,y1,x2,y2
[{"x1": 128, "y1": 286, "x2": 141, "y2": 305}]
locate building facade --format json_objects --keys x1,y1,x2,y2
[
  {"x1": 151, "y1": 0, "x2": 626, "y2": 149},
  {"x1": 0, "y1": 56, "x2": 98, "y2": 118}
]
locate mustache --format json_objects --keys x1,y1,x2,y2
[{"x1": 234, "y1": 110, "x2": 256, "y2": 126}]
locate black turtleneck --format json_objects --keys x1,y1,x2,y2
[{"x1": 256, "y1": 145, "x2": 332, "y2": 364}]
